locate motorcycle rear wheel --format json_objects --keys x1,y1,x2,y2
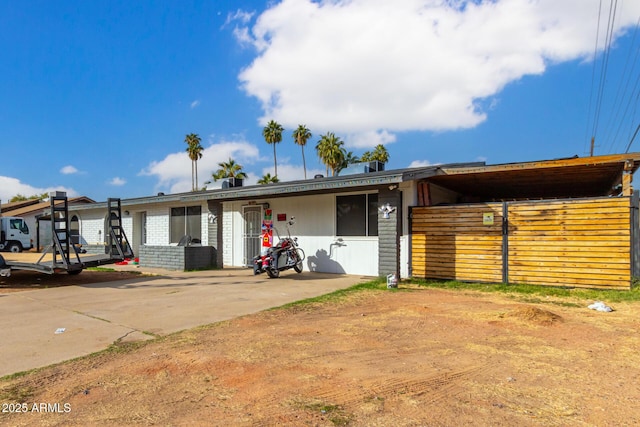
[{"x1": 266, "y1": 266, "x2": 280, "y2": 278}]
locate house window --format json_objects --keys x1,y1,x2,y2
[
  {"x1": 336, "y1": 193, "x2": 378, "y2": 236},
  {"x1": 170, "y1": 206, "x2": 202, "y2": 243}
]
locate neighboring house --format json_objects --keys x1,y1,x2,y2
[
  {"x1": 4, "y1": 197, "x2": 96, "y2": 250},
  {"x1": 0, "y1": 199, "x2": 42, "y2": 215},
  {"x1": 69, "y1": 153, "x2": 640, "y2": 289}
]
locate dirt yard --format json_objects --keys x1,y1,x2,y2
[{"x1": 1, "y1": 272, "x2": 639, "y2": 426}]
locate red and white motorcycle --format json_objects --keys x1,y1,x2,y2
[{"x1": 253, "y1": 217, "x2": 305, "y2": 278}]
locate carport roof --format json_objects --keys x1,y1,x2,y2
[{"x1": 426, "y1": 153, "x2": 640, "y2": 200}]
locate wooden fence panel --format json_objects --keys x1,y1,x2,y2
[
  {"x1": 411, "y1": 197, "x2": 634, "y2": 289},
  {"x1": 411, "y1": 203, "x2": 504, "y2": 282},
  {"x1": 507, "y1": 198, "x2": 631, "y2": 289}
]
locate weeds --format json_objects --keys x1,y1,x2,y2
[{"x1": 410, "y1": 278, "x2": 640, "y2": 303}]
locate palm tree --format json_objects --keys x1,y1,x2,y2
[
  {"x1": 338, "y1": 151, "x2": 360, "y2": 174},
  {"x1": 262, "y1": 120, "x2": 284, "y2": 177},
  {"x1": 208, "y1": 158, "x2": 247, "y2": 182},
  {"x1": 292, "y1": 125, "x2": 312, "y2": 179},
  {"x1": 185, "y1": 133, "x2": 204, "y2": 191},
  {"x1": 258, "y1": 173, "x2": 280, "y2": 184},
  {"x1": 361, "y1": 144, "x2": 390, "y2": 163},
  {"x1": 316, "y1": 132, "x2": 345, "y2": 176}
]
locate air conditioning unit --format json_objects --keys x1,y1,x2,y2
[
  {"x1": 222, "y1": 178, "x2": 243, "y2": 188},
  {"x1": 340, "y1": 161, "x2": 386, "y2": 176}
]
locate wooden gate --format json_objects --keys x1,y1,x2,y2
[
  {"x1": 507, "y1": 198, "x2": 632, "y2": 289},
  {"x1": 411, "y1": 196, "x2": 638, "y2": 289}
]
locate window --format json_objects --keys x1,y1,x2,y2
[
  {"x1": 336, "y1": 193, "x2": 378, "y2": 236},
  {"x1": 170, "y1": 206, "x2": 202, "y2": 243},
  {"x1": 9, "y1": 219, "x2": 28, "y2": 234}
]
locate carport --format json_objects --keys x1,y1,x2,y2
[{"x1": 410, "y1": 153, "x2": 640, "y2": 289}]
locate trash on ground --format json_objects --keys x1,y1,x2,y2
[
  {"x1": 55, "y1": 328, "x2": 66, "y2": 334},
  {"x1": 588, "y1": 301, "x2": 613, "y2": 312}
]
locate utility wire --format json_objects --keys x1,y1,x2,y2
[
  {"x1": 603, "y1": 16, "x2": 640, "y2": 153},
  {"x1": 585, "y1": 0, "x2": 604, "y2": 155},
  {"x1": 590, "y1": 0, "x2": 619, "y2": 147},
  {"x1": 624, "y1": 122, "x2": 640, "y2": 152},
  {"x1": 607, "y1": 63, "x2": 640, "y2": 152}
]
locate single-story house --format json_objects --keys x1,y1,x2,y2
[{"x1": 69, "y1": 153, "x2": 640, "y2": 289}]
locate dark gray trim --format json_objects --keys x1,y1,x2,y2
[
  {"x1": 378, "y1": 187, "x2": 401, "y2": 279},
  {"x1": 401, "y1": 162, "x2": 484, "y2": 181}
]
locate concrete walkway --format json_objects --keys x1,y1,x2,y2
[{"x1": 0, "y1": 267, "x2": 367, "y2": 377}]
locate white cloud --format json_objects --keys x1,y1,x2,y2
[
  {"x1": 190, "y1": 100, "x2": 201, "y2": 109},
  {"x1": 348, "y1": 130, "x2": 397, "y2": 149},
  {"x1": 225, "y1": 9, "x2": 256, "y2": 46},
  {"x1": 60, "y1": 165, "x2": 79, "y2": 175},
  {"x1": 226, "y1": 9, "x2": 254, "y2": 25},
  {"x1": 140, "y1": 136, "x2": 261, "y2": 194},
  {"x1": 258, "y1": 163, "x2": 325, "y2": 182},
  {"x1": 109, "y1": 177, "x2": 126, "y2": 186},
  {"x1": 0, "y1": 176, "x2": 78, "y2": 202},
  {"x1": 237, "y1": 0, "x2": 640, "y2": 138},
  {"x1": 408, "y1": 160, "x2": 433, "y2": 168}
]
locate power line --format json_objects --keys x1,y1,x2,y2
[
  {"x1": 603, "y1": 16, "x2": 640, "y2": 153},
  {"x1": 585, "y1": 0, "x2": 604, "y2": 155},
  {"x1": 624, "y1": 122, "x2": 640, "y2": 152},
  {"x1": 590, "y1": 0, "x2": 619, "y2": 145}
]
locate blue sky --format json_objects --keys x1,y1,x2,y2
[{"x1": 1, "y1": 0, "x2": 639, "y2": 202}]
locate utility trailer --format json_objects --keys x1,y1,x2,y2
[{"x1": 0, "y1": 193, "x2": 133, "y2": 277}]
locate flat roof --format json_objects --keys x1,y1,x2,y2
[
  {"x1": 69, "y1": 153, "x2": 640, "y2": 211},
  {"x1": 75, "y1": 162, "x2": 482, "y2": 210}
]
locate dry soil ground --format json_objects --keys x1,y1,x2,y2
[{"x1": 1, "y1": 271, "x2": 639, "y2": 426}]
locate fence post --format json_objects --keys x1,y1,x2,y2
[
  {"x1": 631, "y1": 191, "x2": 639, "y2": 283},
  {"x1": 502, "y1": 201, "x2": 509, "y2": 284}
]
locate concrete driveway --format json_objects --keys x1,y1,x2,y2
[{"x1": 0, "y1": 267, "x2": 367, "y2": 377}]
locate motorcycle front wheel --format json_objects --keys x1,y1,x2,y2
[{"x1": 293, "y1": 248, "x2": 305, "y2": 273}]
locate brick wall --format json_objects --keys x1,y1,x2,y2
[
  {"x1": 145, "y1": 207, "x2": 170, "y2": 245},
  {"x1": 139, "y1": 245, "x2": 216, "y2": 271}
]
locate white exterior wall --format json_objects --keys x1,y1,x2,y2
[
  {"x1": 222, "y1": 193, "x2": 379, "y2": 276},
  {"x1": 222, "y1": 203, "x2": 234, "y2": 266},
  {"x1": 145, "y1": 206, "x2": 170, "y2": 245},
  {"x1": 77, "y1": 202, "x2": 208, "y2": 248},
  {"x1": 78, "y1": 212, "x2": 107, "y2": 245},
  {"x1": 122, "y1": 216, "x2": 133, "y2": 245}
]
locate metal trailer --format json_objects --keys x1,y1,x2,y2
[{"x1": 0, "y1": 193, "x2": 133, "y2": 276}]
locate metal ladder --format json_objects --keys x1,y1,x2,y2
[
  {"x1": 107, "y1": 198, "x2": 134, "y2": 259},
  {"x1": 46, "y1": 192, "x2": 83, "y2": 272}
]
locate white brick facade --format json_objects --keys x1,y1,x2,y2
[{"x1": 145, "y1": 207, "x2": 170, "y2": 245}]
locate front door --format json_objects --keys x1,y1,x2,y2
[{"x1": 243, "y1": 206, "x2": 262, "y2": 267}]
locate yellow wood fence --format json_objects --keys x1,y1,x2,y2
[{"x1": 411, "y1": 197, "x2": 637, "y2": 290}]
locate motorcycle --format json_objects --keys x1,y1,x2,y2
[{"x1": 253, "y1": 217, "x2": 305, "y2": 278}]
